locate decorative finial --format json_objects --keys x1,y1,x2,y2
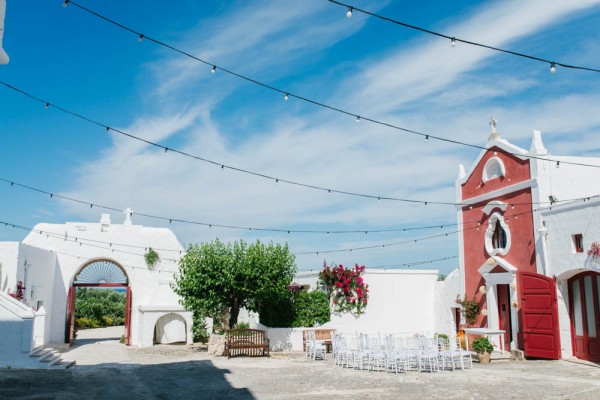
[
  {"x1": 488, "y1": 117, "x2": 501, "y2": 141},
  {"x1": 124, "y1": 207, "x2": 133, "y2": 226}
]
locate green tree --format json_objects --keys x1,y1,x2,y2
[
  {"x1": 75, "y1": 288, "x2": 126, "y2": 327},
  {"x1": 172, "y1": 239, "x2": 297, "y2": 329}
]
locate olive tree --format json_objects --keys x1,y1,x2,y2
[{"x1": 172, "y1": 239, "x2": 296, "y2": 329}]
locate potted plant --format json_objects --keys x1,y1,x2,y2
[{"x1": 472, "y1": 336, "x2": 494, "y2": 364}]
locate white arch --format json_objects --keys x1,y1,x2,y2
[
  {"x1": 484, "y1": 212, "x2": 511, "y2": 257},
  {"x1": 482, "y1": 156, "x2": 506, "y2": 182}
]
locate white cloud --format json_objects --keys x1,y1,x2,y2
[{"x1": 60, "y1": 0, "x2": 600, "y2": 273}]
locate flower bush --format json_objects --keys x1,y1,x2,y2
[
  {"x1": 318, "y1": 262, "x2": 369, "y2": 314},
  {"x1": 588, "y1": 242, "x2": 600, "y2": 257}
]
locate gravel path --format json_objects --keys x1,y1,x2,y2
[{"x1": 1, "y1": 327, "x2": 599, "y2": 399}]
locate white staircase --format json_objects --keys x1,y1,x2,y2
[{"x1": 29, "y1": 346, "x2": 75, "y2": 369}]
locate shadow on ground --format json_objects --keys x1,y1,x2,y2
[{"x1": 0, "y1": 360, "x2": 253, "y2": 399}]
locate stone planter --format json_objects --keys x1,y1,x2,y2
[{"x1": 477, "y1": 351, "x2": 491, "y2": 364}]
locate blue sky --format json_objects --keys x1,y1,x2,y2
[{"x1": 1, "y1": 0, "x2": 600, "y2": 274}]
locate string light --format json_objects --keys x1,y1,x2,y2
[
  {"x1": 45, "y1": 103, "x2": 49, "y2": 110},
  {"x1": 63, "y1": 0, "x2": 69, "y2": 8},
  {"x1": 425, "y1": 135, "x2": 429, "y2": 141},
  {"x1": 346, "y1": 6, "x2": 353, "y2": 18},
  {"x1": 550, "y1": 62, "x2": 556, "y2": 74},
  {"x1": 327, "y1": 1, "x2": 600, "y2": 74},
  {"x1": 284, "y1": 93, "x2": 289, "y2": 101},
  {"x1": 450, "y1": 37, "x2": 456, "y2": 47},
  {"x1": 3, "y1": 175, "x2": 591, "y2": 241},
  {"x1": 137, "y1": 34, "x2": 144, "y2": 42},
  {"x1": 2, "y1": 75, "x2": 600, "y2": 176},
  {"x1": 356, "y1": 115, "x2": 361, "y2": 122},
  {"x1": 211, "y1": 65, "x2": 217, "y2": 74}
]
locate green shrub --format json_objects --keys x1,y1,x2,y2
[
  {"x1": 75, "y1": 288, "x2": 126, "y2": 326},
  {"x1": 259, "y1": 290, "x2": 330, "y2": 328},
  {"x1": 75, "y1": 317, "x2": 101, "y2": 329},
  {"x1": 192, "y1": 312, "x2": 210, "y2": 343},
  {"x1": 235, "y1": 322, "x2": 250, "y2": 329},
  {"x1": 472, "y1": 336, "x2": 494, "y2": 354}
]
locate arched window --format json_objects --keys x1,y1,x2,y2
[
  {"x1": 492, "y1": 221, "x2": 507, "y2": 250},
  {"x1": 482, "y1": 157, "x2": 505, "y2": 182},
  {"x1": 484, "y1": 212, "x2": 511, "y2": 256}
]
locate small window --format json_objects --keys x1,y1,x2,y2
[
  {"x1": 492, "y1": 222, "x2": 507, "y2": 250},
  {"x1": 573, "y1": 234, "x2": 584, "y2": 253},
  {"x1": 482, "y1": 157, "x2": 505, "y2": 182}
]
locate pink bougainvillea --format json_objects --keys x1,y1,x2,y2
[
  {"x1": 318, "y1": 262, "x2": 369, "y2": 314},
  {"x1": 588, "y1": 242, "x2": 600, "y2": 257}
]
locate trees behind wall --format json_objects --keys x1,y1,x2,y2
[
  {"x1": 75, "y1": 288, "x2": 126, "y2": 329},
  {"x1": 173, "y1": 239, "x2": 297, "y2": 329}
]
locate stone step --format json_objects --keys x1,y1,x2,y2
[{"x1": 28, "y1": 346, "x2": 75, "y2": 369}]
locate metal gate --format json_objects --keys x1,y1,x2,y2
[{"x1": 518, "y1": 272, "x2": 561, "y2": 359}]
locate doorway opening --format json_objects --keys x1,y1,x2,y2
[
  {"x1": 66, "y1": 259, "x2": 132, "y2": 345},
  {"x1": 569, "y1": 271, "x2": 600, "y2": 362}
]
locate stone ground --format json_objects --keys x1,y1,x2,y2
[{"x1": 1, "y1": 327, "x2": 599, "y2": 399}]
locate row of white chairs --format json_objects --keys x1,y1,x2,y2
[
  {"x1": 325, "y1": 333, "x2": 473, "y2": 373},
  {"x1": 305, "y1": 330, "x2": 327, "y2": 361}
]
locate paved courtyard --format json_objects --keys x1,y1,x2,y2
[{"x1": 1, "y1": 327, "x2": 599, "y2": 399}]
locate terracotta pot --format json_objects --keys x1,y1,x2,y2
[
  {"x1": 457, "y1": 330, "x2": 466, "y2": 350},
  {"x1": 477, "y1": 351, "x2": 491, "y2": 364}
]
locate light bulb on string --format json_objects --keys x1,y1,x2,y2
[
  {"x1": 556, "y1": 161, "x2": 560, "y2": 168},
  {"x1": 346, "y1": 7, "x2": 353, "y2": 18},
  {"x1": 45, "y1": 103, "x2": 49, "y2": 110},
  {"x1": 356, "y1": 116, "x2": 361, "y2": 122},
  {"x1": 211, "y1": 66, "x2": 217, "y2": 74},
  {"x1": 425, "y1": 135, "x2": 429, "y2": 141},
  {"x1": 284, "y1": 93, "x2": 289, "y2": 101},
  {"x1": 450, "y1": 37, "x2": 457, "y2": 47},
  {"x1": 550, "y1": 62, "x2": 556, "y2": 74},
  {"x1": 63, "y1": 0, "x2": 69, "y2": 8},
  {"x1": 138, "y1": 34, "x2": 144, "y2": 42}
]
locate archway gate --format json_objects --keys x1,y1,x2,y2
[{"x1": 66, "y1": 259, "x2": 132, "y2": 345}]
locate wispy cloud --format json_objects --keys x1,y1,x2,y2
[{"x1": 60, "y1": 0, "x2": 600, "y2": 272}]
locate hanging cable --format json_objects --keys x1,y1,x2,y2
[
  {"x1": 327, "y1": 1, "x2": 600, "y2": 73},
  {"x1": 3, "y1": 175, "x2": 597, "y2": 238},
  {"x1": 1, "y1": 195, "x2": 594, "y2": 257},
  {"x1": 49, "y1": 3, "x2": 600, "y2": 169}
]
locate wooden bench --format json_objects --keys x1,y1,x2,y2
[{"x1": 225, "y1": 329, "x2": 270, "y2": 359}]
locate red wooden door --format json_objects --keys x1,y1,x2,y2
[
  {"x1": 124, "y1": 286, "x2": 132, "y2": 346},
  {"x1": 66, "y1": 286, "x2": 76, "y2": 344},
  {"x1": 568, "y1": 272, "x2": 600, "y2": 362},
  {"x1": 518, "y1": 272, "x2": 561, "y2": 359},
  {"x1": 497, "y1": 284, "x2": 512, "y2": 349}
]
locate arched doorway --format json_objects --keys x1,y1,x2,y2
[
  {"x1": 569, "y1": 271, "x2": 600, "y2": 362},
  {"x1": 65, "y1": 259, "x2": 132, "y2": 345}
]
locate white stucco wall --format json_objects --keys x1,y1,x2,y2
[
  {"x1": 323, "y1": 269, "x2": 438, "y2": 334},
  {"x1": 15, "y1": 215, "x2": 188, "y2": 347},
  {"x1": 0, "y1": 242, "x2": 19, "y2": 292},
  {"x1": 0, "y1": 291, "x2": 36, "y2": 368},
  {"x1": 434, "y1": 268, "x2": 461, "y2": 336},
  {"x1": 539, "y1": 198, "x2": 600, "y2": 358}
]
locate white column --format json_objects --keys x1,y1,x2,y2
[
  {"x1": 510, "y1": 282, "x2": 520, "y2": 350},
  {"x1": 486, "y1": 283, "x2": 500, "y2": 348}
]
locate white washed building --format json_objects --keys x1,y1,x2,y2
[
  {"x1": 0, "y1": 213, "x2": 192, "y2": 368},
  {"x1": 455, "y1": 122, "x2": 600, "y2": 362}
]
